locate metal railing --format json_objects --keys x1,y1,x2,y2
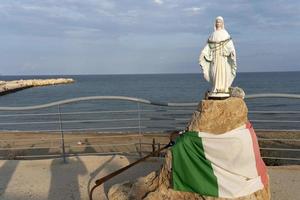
[{"x1": 0, "y1": 94, "x2": 299, "y2": 165}]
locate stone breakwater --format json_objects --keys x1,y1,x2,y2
[{"x1": 0, "y1": 78, "x2": 74, "y2": 95}]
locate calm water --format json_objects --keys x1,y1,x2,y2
[{"x1": 0, "y1": 72, "x2": 300, "y2": 132}]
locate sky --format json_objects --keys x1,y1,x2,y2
[{"x1": 0, "y1": 0, "x2": 300, "y2": 75}]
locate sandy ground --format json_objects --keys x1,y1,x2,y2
[
  {"x1": 0, "y1": 132, "x2": 171, "y2": 159},
  {"x1": 0, "y1": 131, "x2": 299, "y2": 166},
  {"x1": 0, "y1": 155, "x2": 162, "y2": 200},
  {"x1": 0, "y1": 156, "x2": 299, "y2": 200}
]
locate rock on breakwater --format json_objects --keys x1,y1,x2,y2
[{"x1": 0, "y1": 78, "x2": 74, "y2": 95}]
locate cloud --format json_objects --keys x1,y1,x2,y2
[
  {"x1": 183, "y1": 7, "x2": 205, "y2": 15},
  {"x1": 153, "y1": 0, "x2": 163, "y2": 5},
  {"x1": 0, "y1": 0, "x2": 300, "y2": 74}
]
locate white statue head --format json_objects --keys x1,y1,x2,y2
[{"x1": 214, "y1": 16, "x2": 224, "y2": 30}]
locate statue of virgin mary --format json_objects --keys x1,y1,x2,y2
[{"x1": 199, "y1": 16, "x2": 237, "y2": 98}]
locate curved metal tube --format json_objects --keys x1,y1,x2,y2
[
  {"x1": 0, "y1": 93, "x2": 299, "y2": 111},
  {"x1": 245, "y1": 93, "x2": 300, "y2": 99},
  {"x1": 0, "y1": 96, "x2": 197, "y2": 111}
]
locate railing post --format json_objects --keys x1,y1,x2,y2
[
  {"x1": 58, "y1": 104, "x2": 67, "y2": 164},
  {"x1": 137, "y1": 102, "x2": 142, "y2": 157},
  {"x1": 152, "y1": 138, "x2": 156, "y2": 154},
  {"x1": 157, "y1": 143, "x2": 161, "y2": 157}
]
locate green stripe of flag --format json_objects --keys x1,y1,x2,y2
[{"x1": 172, "y1": 131, "x2": 218, "y2": 197}]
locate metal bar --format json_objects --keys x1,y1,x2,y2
[
  {"x1": 2, "y1": 152, "x2": 298, "y2": 161},
  {"x1": 2, "y1": 144, "x2": 299, "y2": 151},
  {"x1": 0, "y1": 146, "x2": 60, "y2": 150},
  {"x1": 262, "y1": 157, "x2": 300, "y2": 161},
  {"x1": 0, "y1": 109, "x2": 154, "y2": 117},
  {"x1": 137, "y1": 102, "x2": 142, "y2": 157},
  {"x1": 0, "y1": 93, "x2": 299, "y2": 111},
  {"x1": 0, "y1": 129, "x2": 63, "y2": 133},
  {"x1": 245, "y1": 93, "x2": 300, "y2": 99},
  {"x1": 61, "y1": 126, "x2": 144, "y2": 132},
  {"x1": 69, "y1": 143, "x2": 137, "y2": 148},
  {"x1": 174, "y1": 118, "x2": 190, "y2": 121},
  {"x1": 249, "y1": 111, "x2": 300, "y2": 114},
  {"x1": 251, "y1": 120, "x2": 300, "y2": 123},
  {"x1": 0, "y1": 96, "x2": 156, "y2": 111},
  {"x1": 255, "y1": 129, "x2": 300, "y2": 132},
  {"x1": 0, "y1": 134, "x2": 144, "y2": 142},
  {"x1": 1, "y1": 109, "x2": 300, "y2": 118},
  {"x1": 152, "y1": 138, "x2": 155, "y2": 154},
  {"x1": 0, "y1": 109, "x2": 195, "y2": 118},
  {"x1": 0, "y1": 126, "x2": 145, "y2": 133},
  {"x1": 0, "y1": 118, "x2": 143, "y2": 125},
  {"x1": 58, "y1": 105, "x2": 66, "y2": 164},
  {"x1": 0, "y1": 146, "x2": 61, "y2": 151},
  {"x1": 258, "y1": 138, "x2": 300, "y2": 142},
  {"x1": 0, "y1": 152, "x2": 131, "y2": 159},
  {"x1": 0, "y1": 143, "x2": 137, "y2": 151},
  {"x1": 260, "y1": 147, "x2": 300, "y2": 152},
  {"x1": 0, "y1": 116, "x2": 191, "y2": 126},
  {"x1": 1, "y1": 127, "x2": 300, "y2": 134}
]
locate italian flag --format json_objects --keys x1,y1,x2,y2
[{"x1": 172, "y1": 122, "x2": 268, "y2": 198}]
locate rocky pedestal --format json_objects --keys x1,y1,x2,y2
[
  {"x1": 108, "y1": 97, "x2": 270, "y2": 200},
  {"x1": 187, "y1": 97, "x2": 248, "y2": 134}
]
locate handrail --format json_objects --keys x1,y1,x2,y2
[
  {"x1": 0, "y1": 93, "x2": 299, "y2": 165},
  {"x1": 0, "y1": 93, "x2": 300, "y2": 111},
  {"x1": 245, "y1": 93, "x2": 300, "y2": 99},
  {"x1": 0, "y1": 96, "x2": 197, "y2": 111}
]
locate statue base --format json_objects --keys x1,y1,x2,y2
[
  {"x1": 206, "y1": 91, "x2": 230, "y2": 100},
  {"x1": 208, "y1": 96, "x2": 229, "y2": 100}
]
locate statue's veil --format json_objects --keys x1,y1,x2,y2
[
  {"x1": 209, "y1": 16, "x2": 230, "y2": 42},
  {"x1": 214, "y1": 16, "x2": 225, "y2": 31}
]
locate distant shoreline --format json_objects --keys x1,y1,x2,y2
[{"x1": 0, "y1": 78, "x2": 74, "y2": 96}]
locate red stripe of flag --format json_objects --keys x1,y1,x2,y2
[{"x1": 246, "y1": 122, "x2": 268, "y2": 187}]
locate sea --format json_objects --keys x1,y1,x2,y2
[{"x1": 0, "y1": 72, "x2": 300, "y2": 132}]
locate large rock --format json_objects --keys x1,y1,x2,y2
[
  {"x1": 187, "y1": 97, "x2": 248, "y2": 134},
  {"x1": 108, "y1": 150, "x2": 270, "y2": 200},
  {"x1": 108, "y1": 97, "x2": 270, "y2": 200},
  {"x1": 108, "y1": 151, "x2": 205, "y2": 200}
]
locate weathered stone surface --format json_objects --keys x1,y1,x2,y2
[
  {"x1": 108, "y1": 97, "x2": 270, "y2": 200},
  {"x1": 187, "y1": 97, "x2": 248, "y2": 134},
  {"x1": 108, "y1": 151, "x2": 206, "y2": 200},
  {"x1": 229, "y1": 87, "x2": 245, "y2": 99},
  {"x1": 108, "y1": 182, "x2": 132, "y2": 200}
]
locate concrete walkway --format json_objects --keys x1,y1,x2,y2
[{"x1": 0, "y1": 156, "x2": 299, "y2": 200}]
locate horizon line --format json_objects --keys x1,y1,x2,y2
[{"x1": 1, "y1": 70, "x2": 300, "y2": 76}]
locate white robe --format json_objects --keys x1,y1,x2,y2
[{"x1": 199, "y1": 29, "x2": 237, "y2": 93}]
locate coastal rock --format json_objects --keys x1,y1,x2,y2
[
  {"x1": 0, "y1": 78, "x2": 74, "y2": 95},
  {"x1": 187, "y1": 97, "x2": 248, "y2": 134},
  {"x1": 108, "y1": 172, "x2": 159, "y2": 200},
  {"x1": 13, "y1": 78, "x2": 74, "y2": 87},
  {"x1": 229, "y1": 87, "x2": 245, "y2": 99},
  {"x1": 108, "y1": 182, "x2": 132, "y2": 200},
  {"x1": 108, "y1": 97, "x2": 270, "y2": 200}
]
